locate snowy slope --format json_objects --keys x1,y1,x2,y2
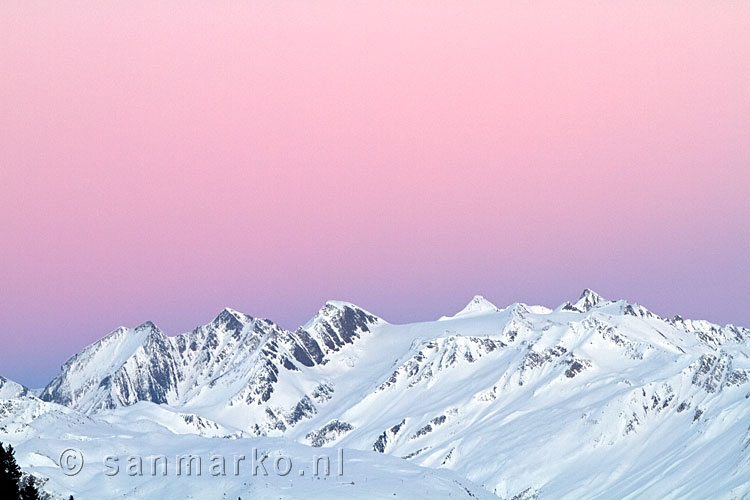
[
  {"x1": 40, "y1": 321, "x2": 180, "y2": 412},
  {"x1": 15, "y1": 290, "x2": 750, "y2": 499},
  {"x1": 0, "y1": 375, "x2": 32, "y2": 399},
  {"x1": 0, "y1": 394, "x2": 494, "y2": 500}
]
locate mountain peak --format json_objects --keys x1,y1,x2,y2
[
  {"x1": 579, "y1": 287, "x2": 602, "y2": 300},
  {"x1": 135, "y1": 320, "x2": 160, "y2": 332},
  {"x1": 574, "y1": 288, "x2": 608, "y2": 311},
  {"x1": 305, "y1": 300, "x2": 382, "y2": 328},
  {"x1": 217, "y1": 306, "x2": 249, "y2": 318},
  {"x1": 212, "y1": 307, "x2": 253, "y2": 330},
  {"x1": 453, "y1": 295, "x2": 499, "y2": 317},
  {"x1": 558, "y1": 289, "x2": 610, "y2": 313},
  {"x1": 324, "y1": 300, "x2": 360, "y2": 310},
  {"x1": 0, "y1": 375, "x2": 31, "y2": 399}
]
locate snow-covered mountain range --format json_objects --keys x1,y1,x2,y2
[{"x1": 2, "y1": 290, "x2": 750, "y2": 499}]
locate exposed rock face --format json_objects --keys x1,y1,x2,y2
[
  {"x1": 41, "y1": 321, "x2": 181, "y2": 411},
  {"x1": 40, "y1": 303, "x2": 383, "y2": 434},
  {"x1": 306, "y1": 419, "x2": 354, "y2": 447}
]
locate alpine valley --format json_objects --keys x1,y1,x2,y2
[{"x1": 2, "y1": 290, "x2": 749, "y2": 499}]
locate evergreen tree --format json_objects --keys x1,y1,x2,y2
[
  {"x1": 0, "y1": 441, "x2": 22, "y2": 500},
  {"x1": 19, "y1": 475, "x2": 40, "y2": 500}
]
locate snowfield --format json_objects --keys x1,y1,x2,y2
[
  {"x1": 1, "y1": 397, "x2": 494, "y2": 500},
  {"x1": 2, "y1": 290, "x2": 750, "y2": 499}
]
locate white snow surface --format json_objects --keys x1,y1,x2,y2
[
  {"x1": 0, "y1": 376, "x2": 31, "y2": 399},
  {"x1": 2, "y1": 290, "x2": 750, "y2": 499}
]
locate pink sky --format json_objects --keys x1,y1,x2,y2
[{"x1": 1, "y1": 1, "x2": 749, "y2": 386}]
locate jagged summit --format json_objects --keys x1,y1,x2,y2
[
  {"x1": 135, "y1": 320, "x2": 159, "y2": 331},
  {"x1": 217, "y1": 306, "x2": 249, "y2": 318},
  {"x1": 452, "y1": 295, "x2": 499, "y2": 317},
  {"x1": 323, "y1": 300, "x2": 380, "y2": 317},
  {"x1": 558, "y1": 288, "x2": 611, "y2": 312},
  {"x1": 212, "y1": 307, "x2": 254, "y2": 330},
  {"x1": 324, "y1": 299, "x2": 361, "y2": 310},
  {"x1": 304, "y1": 300, "x2": 383, "y2": 329},
  {"x1": 574, "y1": 288, "x2": 607, "y2": 310}
]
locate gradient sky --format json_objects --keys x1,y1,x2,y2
[{"x1": 1, "y1": 1, "x2": 749, "y2": 387}]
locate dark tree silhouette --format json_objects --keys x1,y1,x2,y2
[
  {"x1": 20, "y1": 475, "x2": 40, "y2": 500},
  {"x1": 0, "y1": 441, "x2": 22, "y2": 499}
]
